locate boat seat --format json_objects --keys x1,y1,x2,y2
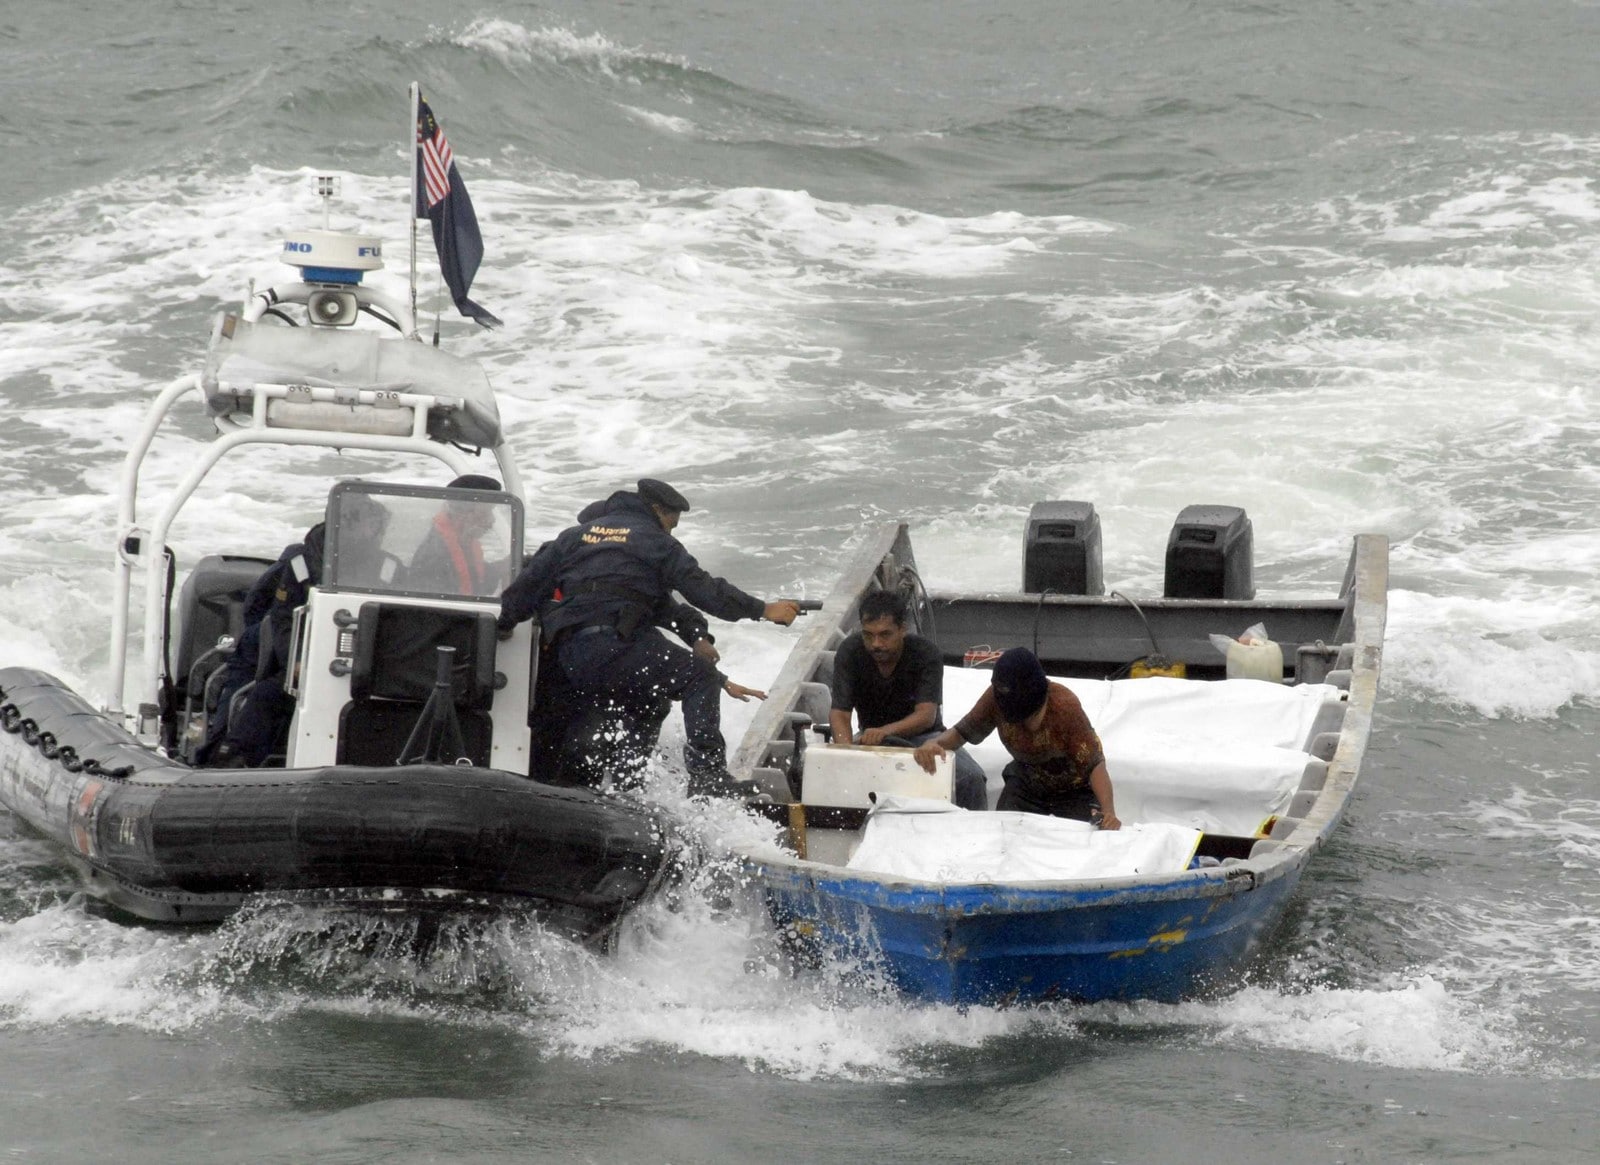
[
  {"x1": 1297, "y1": 758, "x2": 1328, "y2": 792},
  {"x1": 172, "y1": 553, "x2": 274, "y2": 702},
  {"x1": 815, "y1": 651, "x2": 836, "y2": 688},
  {"x1": 1305, "y1": 694, "x2": 1347, "y2": 744},
  {"x1": 335, "y1": 602, "x2": 499, "y2": 767},
  {"x1": 796, "y1": 681, "x2": 831, "y2": 726}
]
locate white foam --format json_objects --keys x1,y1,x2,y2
[
  {"x1": 1384, "y1": 588, "x2": 1600, "y2": 718},
  {"x1": 1106, "y1": 974, "x2": 1528, "y2": 1074},
  {"x1": 542, "y1": 899, "x2": 1037, "y2": 1081},
  {"x1": 1326, "y1": 264, "x2": 1514, "y2": 300},
  {"x1": 706, "y1": 187, "x2": 1108, "y2": 278},
  {"x1": 618, "y1": 105, "x2": 699, "y2": 137},
  {"x1": 0, "y1": 845, "x2": 1040, "y2": 1081},
  {"x1": 1454, "y1": 790, "x2": 1600, "y2": 980},
  {"x1": 451, "y1": 19, "x2": 688, "y2": 75},
  {"x1": 0, "y1": 903, "x2": 239, "y2": 1031}
]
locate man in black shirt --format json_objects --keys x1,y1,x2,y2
[{"x1": 828, "y1": 591, "x2": 988, "y2": 809}]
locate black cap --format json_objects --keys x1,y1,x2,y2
[
  {"x1": 992, "y1": 647, "x2": 1049, "y2": 723},
  {"x1": 448, "y1": 474, "x2": 502, "y2": 491},
  {"x1": 637, "y1": 478, "x2": 690, "y2": 512}
]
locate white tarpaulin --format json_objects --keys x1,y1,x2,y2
[
  {"x1": 844, "y1": 796, "x2": 1202, "y2": 883},
  {"x1": 941, "y1": 669, "x2": 1341, "y2": 835}
]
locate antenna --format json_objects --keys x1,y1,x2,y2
[
  {"x1": 408, "y1": 83, "x2": 421, "y2": 339},
  {"x1": 315, "y1": 174, "x2": 340, "y2": 230}
]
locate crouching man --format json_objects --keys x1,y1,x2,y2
[{"x1": 912, "y1": 647, "x2": 1119, "y2": 828}]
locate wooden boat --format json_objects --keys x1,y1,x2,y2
[
  {"x1": 0, "y1": 178, "x2": 669, "y2": 942},
  {"x1": 730, "y1": 507, "x2": 1387, "y2": 1004}
]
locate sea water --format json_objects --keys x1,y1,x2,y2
[{"x1": 2, "y1": 1, "x2": 1599, "y2": 1160}]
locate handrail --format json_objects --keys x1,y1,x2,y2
[
  {"x1": 105, "y1": 374, "x2": 520, "y2": 720},
  {"x1": 212, "y1": 379, "x2": 460, "y2": 412},
  {"x1": 108, "y1": 373, "x2": 206, "y2": 717}
]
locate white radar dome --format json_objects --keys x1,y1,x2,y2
[{"x1": 280, "y1": 230, "x2": 385, "y2": 279}]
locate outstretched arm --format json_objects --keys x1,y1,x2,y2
[
  {"x1": 1089, "y1": 762, "x2": 1119, "y2": 830},
  {"x1": 912, "y1": 726, "x2": 966, "y2": 773},
  {"x1": 762, "y1": 600, "x2": 800, "y2": 625},
  {"x1": 723, "y1": 679, "x2": 767, "y2": 702},
  {"x1": 497, "y1": 537, "x2": 563, "y2": 632}
]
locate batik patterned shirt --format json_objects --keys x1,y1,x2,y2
[{"x1": 953, "y1": 681, "x2": 1105, "y2": 798}]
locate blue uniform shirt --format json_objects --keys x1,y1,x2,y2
[{"x1": 498, "y1": 491, "x2": 764, "y2": 638}]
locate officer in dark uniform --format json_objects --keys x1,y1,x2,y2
[
  {"x1": 530, "y1": 594, "x2": 720, "y2": 790},
  {"x1": 499, "y1": 478, "x2": 800, "y2": 800},
  {"x1": 210, "y1": 522, "x2": 326, "y2": 766},
  {"x1": 207, "y1": 491, "x2": 392, "y2": 767}
]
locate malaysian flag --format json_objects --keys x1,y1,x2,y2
[{"x1": 414, "y1": 94, "x2": 501, "y2": 328}]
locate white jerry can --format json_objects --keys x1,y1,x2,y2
[{"x1": 1225, "y1": 636, "x2": 1284, "y2": 682}]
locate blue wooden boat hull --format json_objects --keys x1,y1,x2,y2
[{"x1": 758, "y1": 855, "x2": 1304, "y2": 1005}]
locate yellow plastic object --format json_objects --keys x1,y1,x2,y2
[{"x1": 1129, "y1": 656, "x2": 1187, "y2": 679}]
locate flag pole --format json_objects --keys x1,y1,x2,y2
[{"x1": 407, "y1": 82, "x2": 420, "y2": 338}]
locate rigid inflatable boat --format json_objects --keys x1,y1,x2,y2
[{"x1": 0, "y1": 181, "x2": 670, "y2": 942}]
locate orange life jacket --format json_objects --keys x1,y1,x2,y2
[{"x1": 432, "y1": 512, "x2": 487, "y2": 595}]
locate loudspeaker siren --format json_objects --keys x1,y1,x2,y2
[{"x1": 306, "y1": 288, "x2": 360, "y2": 328}]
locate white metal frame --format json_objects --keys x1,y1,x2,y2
[{"x1": 106, "y1": 295, "x2": 524, "y2": 726}]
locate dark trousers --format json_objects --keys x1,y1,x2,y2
[
  {"x1": 222, "y1": 675, "x2": 295, "y2": 766},
  {"x1": 995, "y1": 760, "x2": 1099, "y2": 821},
  {"x1": 193, "y1": 626, "x2": 261, "y2": 765},
  {"x1": 531, "y1": 653, "x2": 668, "y2": 790},
  {"x1": 558, "y1": 626, "x2": 727, "y2": 780}
]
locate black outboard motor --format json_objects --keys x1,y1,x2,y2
[
  {"x1": 1023, "y1": 501, "x2": 1104, "y2": 594},
  {"x1": 1164, "y1": 505, "x2": 1254, "y2": 599}
]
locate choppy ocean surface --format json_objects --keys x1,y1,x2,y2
[{"x1": 3, "y1": 1, "x2": 1600, "y2": 1160}]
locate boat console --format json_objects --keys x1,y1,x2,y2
[{"x1": 280, "y1": 481, "x2": 534, "y2": 772}]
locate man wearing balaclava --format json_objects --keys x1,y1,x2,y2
[{"x1": 913, "y1": 646, "x2": 1120, "y2": 828}]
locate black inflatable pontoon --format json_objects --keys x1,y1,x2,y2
[{"x1": 0, "y1": 668, "x2": 670, "y2": 942}]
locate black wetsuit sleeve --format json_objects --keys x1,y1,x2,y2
[
  {"x1": 498, "y1": 536, "x2": 565, "y2": 632},
  {"x1": 660, "y1": 539, "x2": 766, "y2": 622}
]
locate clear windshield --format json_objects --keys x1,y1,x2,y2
[{"x1": 325, "y1": 483, "x2": 521, "y2": 601}]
